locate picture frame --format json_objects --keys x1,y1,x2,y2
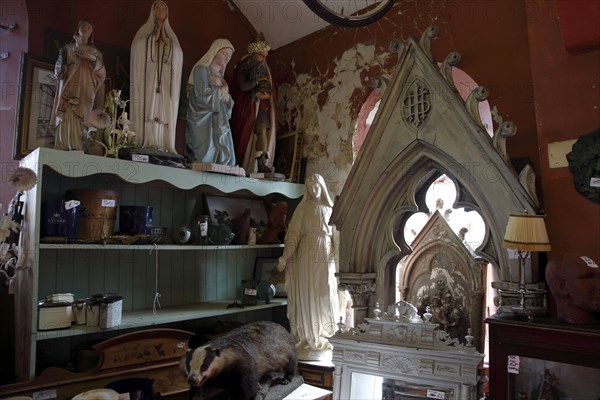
[
  {"x1": 204, "y1": 193, "x2": 269, "y2": 231},
  {"x1": 14, "y1": 53, "x2": 57, "y2": 159},
  {"x1": 254, "y1": 257, "x2": 286, "y2": 297},
  {"x1": 275, "y1": 132, "x2": 303, "y2": 182}
]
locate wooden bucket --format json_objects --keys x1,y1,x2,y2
[{"x1": 66, "y1": 189, "x2": 119, "y2": 242}]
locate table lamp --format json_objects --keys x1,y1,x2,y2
[{"x1": 502, "y1": 214, "x2": 551, "y2": 313}]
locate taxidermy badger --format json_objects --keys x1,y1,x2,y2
[{"x1": 181, "y1": 321, "x2": 297, "y2": 400}]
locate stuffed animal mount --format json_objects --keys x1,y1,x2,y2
[
  {"x1": 190, "y1": 162, "x2": 246, "y2": 177},
  {"x1": 181, "y1": 321, "x2": 299, "y2": 400}
]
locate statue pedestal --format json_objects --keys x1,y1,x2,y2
[
  {"x1": 118, "y1": 148, "x2": 187, "y2": 169},
  {"x1": 190, "y1": 162, "x2": 246, "y2": 177},
  {"x1": 249, "y1": 172, "x2": 286, "y2": 181}
]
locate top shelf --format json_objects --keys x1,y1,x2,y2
[{"x1": 22, "y1": 148, "x2": 305, "y2": 198}]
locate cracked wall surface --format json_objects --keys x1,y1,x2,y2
[{"x1": 270, "y1": 0, "x2": 540, "y2": 200}]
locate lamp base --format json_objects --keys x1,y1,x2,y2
[{"x1": 493, "y1": 282, "x2": 548, "y2": 319}]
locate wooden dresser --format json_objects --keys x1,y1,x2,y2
[{"x1": 297, "y1": 361, "x2": 334, "y2": 399}]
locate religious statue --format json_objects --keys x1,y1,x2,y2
[
  {"x1": 545, "y1": 253, "x2": 600, "y2": 324},
  {"x1": 232, "y1": 32, "x2": 277, "y2": 175},
  {"x1": 184, "y1": 39, "x2": 236, "y2": 165},
  {"x1": 277, "y1": 174, "x2": 340, "y2": 360},
  {"x1": 51, "y1": 19, "x2": 106, "y2": 151},
  {"x1": 130, "y1": 0, "x2": 183, "y2": 155}
]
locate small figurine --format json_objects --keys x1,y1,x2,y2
[{"x1": 256, "y1": 201, "x2": 287, "y2": 244}]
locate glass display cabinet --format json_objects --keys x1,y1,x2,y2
[{"x1": 486, "y1": 314, "x2": 600, "y2": 399}]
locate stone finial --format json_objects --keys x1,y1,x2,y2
[
  {"x1": 440, "y1": 51, "x2": 462, "y2": 90},
  {"x1": 465, "y1": 86, "x2": 490, "y2": 131},
  {"x1": 419, "y1": 25, "x2": 440, "y2": 62}
]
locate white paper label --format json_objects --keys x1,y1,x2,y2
[
  {"x1": 132, "y1": 153, "x2": 150, "y2": 163},
  {"x1": 427, "y1": 389, "x2": 445, "y2": 399},
  {"x1": 590, "y1": 177, "x2": 600, "y2": 187},
  {"x1": 507, "y1": 355, "x2": 520, "y2": 374},
  {"x1": 64, "y1": 200, "x2": 80, "y2": 210},
  {"x1": 101, "y1": 199, "x2": 116, "y2": 208},
  {"x1": 33, "y1": 390, "x2": 57, "y2": 400},
  {"x1": 244, "y1": 288, "x2": 257, "y2": 296},
  {"x1": 581, "y1": 256, "x2": 599, "y2": 268},
  {"x1": 200, "y1": 221, "x2": 208, "y2": 236}
]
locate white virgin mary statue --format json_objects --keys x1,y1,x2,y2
[{"x1": 130, "y1": 0, "x2": 183, "y2": 155}]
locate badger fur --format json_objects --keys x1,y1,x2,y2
[{"x1": 181, "y1": 321, "x2": 297, "y2": 400}]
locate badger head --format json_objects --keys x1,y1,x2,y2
[{"x1": 181, "y1": 345, "x2": 223, "y2": 388}]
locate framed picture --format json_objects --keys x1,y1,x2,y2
[
  {"x1": 14, "y1": 53, "x2": 57, "y2": 159},
  {"x1": 275, "y1": 132, "x2": 303, "y2": 182},
  {"x1": 204, "y1": 193, "x2": 269, "y2": 230},
  {"x1": 254, "y1": 257, "x2": 286, "y2": 297}
]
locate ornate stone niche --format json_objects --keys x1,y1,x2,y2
[
  {"x1": 330, "y1": 25, "x2": 542, "y2": 325},
  {"x1": 398, "y1": 211, "x2": 485, "y2": 350}
]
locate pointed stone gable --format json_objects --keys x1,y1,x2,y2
[{"x1": 330, "y1": 26, "x2": 540, "y2": 323}]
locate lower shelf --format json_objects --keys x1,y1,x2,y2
[{"x1": 36, "y1": 298, "x2": 287, "y2": 340}]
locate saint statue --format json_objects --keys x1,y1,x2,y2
[
  {"x1": 130, "y1": 0, "x2": 183, "y2": 155},
  {"x1": 51, "y1": 19, "x2": 106, "y2": 151},
  {"x1": 277, "y1": 173, "x2": 340, "y2": 360},
  {"x1": 232, "y1": 32, "x2": 277, "y2": 175},
  {"x1": 184, "y1": 39, "x2": 236, "y2": 165}
]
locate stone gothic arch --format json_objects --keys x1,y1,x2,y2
[{"x1": 331, "y1": 26, "x2": 541, "y2": 325}]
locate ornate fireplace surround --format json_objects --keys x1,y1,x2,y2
[{"x1": 329, "y1": 25, "x2": 542, "y2": 398}]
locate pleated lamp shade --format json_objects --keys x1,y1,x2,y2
[{"x1": 503, "y1": 214, "x2": 551, "y2": 252}]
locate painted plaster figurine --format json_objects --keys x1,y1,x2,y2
[
  {"x1": 51, "y1": 19, "x2": 106, "y2": 151},
  {"x1": 545, "y1": 253, "x2": 600, "y2": 324},
  {"x1": 130, "y1": 0, "x2": 183, "y2": 154},
  {"x1": 277, "y1": 173, "x2": 340, "y2": 360},
  {"x1": 184, "y1": 39, "x2": 236, "y2": 165},
  {"x1": 232, "y1": 32, "x2": 277, "y2": 174}
]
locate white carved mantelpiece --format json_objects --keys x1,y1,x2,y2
[{"x1": 329, "y1": 319, "x2": 483, "y2": 400}]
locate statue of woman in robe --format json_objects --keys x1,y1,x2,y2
[
  {"x1": 184, "y1": 39, "x2": 236, "y2": 165},
  {"x1": 51, "y1": 19, "x2": 106, "y2": 151},
  {"x1": 130, "y1": 0, "x2": 183, "y2": 155},
  {"x1": 277, "y1": 173, "x2": 340, "y2": 361}
]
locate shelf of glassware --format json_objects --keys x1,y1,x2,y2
[{"x1": 36, "y1": 298, "x2": 287, "y2": 341}]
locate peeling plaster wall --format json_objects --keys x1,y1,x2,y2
[
  {"x1": 277, "y1": 44, "x2": 392, "y2": 195},
  {"x1": 270, "y1": 0, "x2": 539, "y2": 201}
]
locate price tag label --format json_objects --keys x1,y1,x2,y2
[
  {"x1": 507, "y1": 355, "x2": 520, "y2": 374},
  {"x1": 64, "y1": 200, "x2": 80, "y2": 210},
  {"x1": 244, "y1": 288, "x2": 257, "y2": 296},
  {"x1": 427, "y1": 389, "x2": 445, "y2": 399},
  {"x1": 132, "y1": 153, "x2": 150, "y2": 163},
  {"x1": 101, "y1": 199, "x2": 116, "y2": 208},
  {"x1": 33, "y1": 390, "x2": 57, "y2": 400},
  {"x1": 581, "y1": 256, "x2": 598, "y2": 268}
]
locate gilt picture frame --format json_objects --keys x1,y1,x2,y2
[
  {"x1": 254, "y1": 257, "x2": 286, "y2": 297},
  {"x1": 14, "y1": 53, "x2": 57, "y2": 159},
  {"x1": 275, "y1": 132, "x2": 303, "y2": 183}
]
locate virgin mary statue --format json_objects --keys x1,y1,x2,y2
[{"x1": 130, "y1": 0, "x2": 183, "y2": 155}]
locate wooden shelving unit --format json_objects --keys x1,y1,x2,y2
[{"x1": 14, "y1": 148, "x2": 304, "y2": 380}]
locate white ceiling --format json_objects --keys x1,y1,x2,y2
[{"x1": 231, "y1": 0, "x2": 331, "y2": 49}]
